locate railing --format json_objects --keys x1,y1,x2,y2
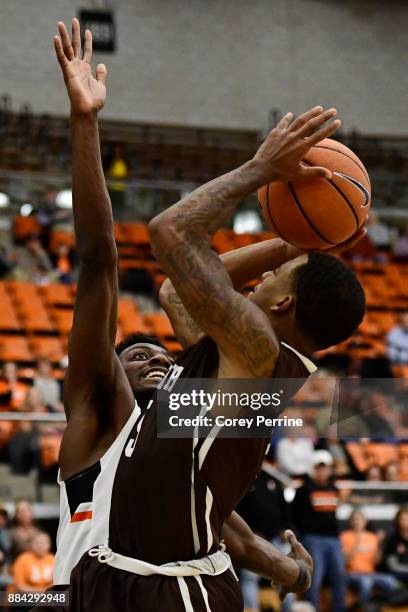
[{"x1": 1, "y1": 170, "x2": 408, "y2": 225}]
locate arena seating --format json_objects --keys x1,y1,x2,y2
[{"x1": 1, "y1": 221, "x2": 407, "y2": 367}]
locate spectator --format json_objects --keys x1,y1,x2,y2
[
  {"x1": 12, "y1": 531, "x2": 54, "y2": 593},
  {"x1": 0, "y1": 362, "x2": 28, "y2": 409},
  {"x1": 52, "y1": 242, "x2": 74, "y2": 284},
  {"x1": 0, "y1": 244, "x2": 15, "y2": 278},
  {"x1": 106, "y1": 143, "x2": 129, "y2": 215},
  {"x1": 382, "y1": 506, "x2": 408, "y2": 585},
  {"x1": 237, "y1": 464, "x2": 293, "y2": 611},
  {"x1": 341, "y1": 508, "x2": 397, "y2": 606},
  {"x1": 384, "y1": 461, "x2": 400, "y2": 482},
  {"x1": 393, "y1": 225, "x2": 408, "y2": 261},
  {"x1": 276, "y1": 429, "x2": 315, "y2": 477},
  {"x1": 349, "y1": 465, "x2": 387, "y2": 505},
  {"x1": 322, "y1": 426, "x2": 351, "y2": 477},
  {"x1": 292, "y1": 450, "x2": 346, "y2": 612},
  {"x1": 366, "y1": 211, "x2": 393, "y2": 250},
  {"x1": 360, "y1": 392, "x2": 397, "y2": 438},
  {"x1": 10, "y1": 501, "x2": 40, "y2": 558},
  {"x1": 14, "y1": 233, "x2": 55, "y2": 284},
  {"x1": 36, "y1": 188, "x2": 71, "y2": 246},
  {"x1": 8, "y1": 386, "x2": 55, "y2": 474},
  {"x1": 387, "y1": 313, "x2": 408, "y2": 365},
  {"x1": 0, "y1": 505, "x2": 12, "y2": 587},
  {"x1": 33, "y1": 360, "x2": 61, "y2": 411}
]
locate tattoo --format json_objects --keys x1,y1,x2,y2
[
  {"x1": 154, "y1": 237, "x2": 278, "y2": 378},
  {"x1": 167, "y1": 291, "x2": 203, "y2": 347},
  {"x1": 151, "y1": 161, "x2": 278, "y2": 377}
]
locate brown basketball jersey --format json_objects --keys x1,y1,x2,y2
[{"x1": 108, "y1": 336, "x2": 314, "y2": 564}]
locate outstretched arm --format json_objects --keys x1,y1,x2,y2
[
  {"x1": 223, "y1": 512, "x2": 312, "y2": 598},
  {"x1": 150, "y1": 107, "x2": 340, "y2": 376},
  {"x1": 54, "y1": 20, "x2": 133, "y2": 476}
]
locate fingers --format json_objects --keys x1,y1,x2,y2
[
  {"x1": 289, "y1": 106, "x2": 323, "y2": 132},
  {"x1": 83, "y1": 29, "x2": 93, "y2": 63},
  {"x1": 276, "y1": 112, "x2": 294, "y2": 130},
  {"x1": 306, "y1": 117, "x2": 342, "y2": 145},
  {"x1": 96, "y1": 64, "x2": 107, "y2": 84},
  {"x1": 295, "y1": 107, "x2": 338, "y2": 138},
  {"x1": 71, "y1": 17, "x2": 81, "y2": 59},
  {"x1": 58, "y1": 22, "x2": 74, "y2": 61},
  {"x1": 53, "y1": 36, "x2": 70, "y2": 70},
  {"x1": 284, "y1": 529, "x2": 298, "y2": 547},
  {"x1": 284, "y1": 529, "x2": 306, "y2": 556},
  {"x1": 300, "y1": 164, "x2": 332, "y2": 180}
]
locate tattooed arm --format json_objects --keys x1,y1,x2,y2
[
  {"x1": 159, "y1": 238, "x2": 302, "y2": 348},
  {"x1": 149, "y1": 107, "x2": 340, "y2": 377}
]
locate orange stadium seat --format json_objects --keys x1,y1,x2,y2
[
  {"x1": 118, "y1": 299, "x2": 150, "y2": 335},
  {"x1": 40, "y1": 284, "x2": 74, "y2": 307},
  {"x1": 122, "y1": 223, "x2": 151, "y2": 247},
  {"x1": 212, "y1": 230, "x2": 235, "y2": 254},
  {"x1": 163, "y1": 340, "x2": 183, "y2": 354},
  {"x1": 30, "y1": 337, "x2": 65, "y2": 362},
  {"x1": 144, "y1": 313, "x2": 175, "y2": 340},
  {"x1": 365, "y1": 442, "x2": 398, "y2": 468},
  {"x1": 8, "y1": 281, "x2": 54, "y2": 332},
  {"x1": 51, "y1": 309, "x2": 74, "y2": 334},
  {"x1": 0, "y1": 336, "x2": 33, "y2": 362},
  {"x1": 119, "y1": 259, "x2": 154, "y2": 271},
  {"x1": 114, "y1": 223, "x2": 127, "y2": 244},
  {"x1": 0, "y1": 288, "x2": 21, "y2": 331},
  {"x1": 398, "y1": 444, "x2": 408, "y2": 460}
]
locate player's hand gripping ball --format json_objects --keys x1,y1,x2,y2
[{"x1": 258, "y1": 138, "x2": 371, "y2": 250}]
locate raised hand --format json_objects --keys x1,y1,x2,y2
[
  {"x1": 54, "y1": 18, "x2": 106, "y2": 115},
  {"x1": 252, "y1": 106, "x2": 341, "y2": 183}
]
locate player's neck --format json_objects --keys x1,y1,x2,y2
[{"x1": 274, "y1": 324, "x2": 315, "y2": 357}]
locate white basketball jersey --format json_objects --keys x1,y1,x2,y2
[{"x1": 53, "y1": 402, "x2": 140, "y2": 584}]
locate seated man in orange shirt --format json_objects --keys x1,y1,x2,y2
[
  {"x1": 12, "y1": 532, "x2": 55, "y2": 594},
  {"x1": 341, "y1": 508, "x2": 397, "y2": 606}
]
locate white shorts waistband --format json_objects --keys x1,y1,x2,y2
[{"x1": 88, "y1": 545, "x2": 232, "y2": 577}]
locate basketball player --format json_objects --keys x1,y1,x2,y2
[
  {"x1": 46, "y1": 18, "x2": 365, "y2": 612},
  {"x1": 30, "y1": 18, "x2": 318, "y2": 611}
]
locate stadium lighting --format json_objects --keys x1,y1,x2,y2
[
  {"x1": 56, "y1": 189, "x2": 73, "y2": 209},
  {"x1": 20, "y1": 203, "x2": 33, "y2": 216},
  {"x1": 233, "y1": 210, "x2": 263, "y2": 234},
  {"x1": 0, "y1": 192, "x2": 10, "y2": 208}
]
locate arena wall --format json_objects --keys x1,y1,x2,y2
[{"x1": 0, "y1": 0, "x2": 406, "y2": 134}]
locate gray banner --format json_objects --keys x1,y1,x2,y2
[{"x1": 155, "y1": 377, "x2": 408, "y2": 439}]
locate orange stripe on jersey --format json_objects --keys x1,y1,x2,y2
[
  {"x1": 70, "y1": 511, "x2": 93, "y2": 523},
  {"x1": 310, "y1": 490, "x2": 338, "y2": 512}
]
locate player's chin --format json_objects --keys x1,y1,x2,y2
[{"x1": 138, "y1": 376, "x2": 163, "y2": 390}]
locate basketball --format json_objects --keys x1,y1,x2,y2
[{"x1": 258, "y1": 138, "x2": 371, "y2": 250}]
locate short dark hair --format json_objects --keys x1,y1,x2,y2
[
  {"x1": 293, "y1": 252, "x2": 365, "y2": 350},
  {"x1": 115, "y1": 332, "x2": 165, "y2": 356}
]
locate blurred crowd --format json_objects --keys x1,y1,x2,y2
[
  {"x1": 0, "y1": 359, "x2": 65, "y2": 480},
  {"x1": 0, "y1": 500, "x2": 54, "y2": 599},
  {"x1": 0, "y1": 188, "x2": 76, "y2": 286},
  {"x1": 238, "y1": 452, "x2": 408, "y2": 612}
]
